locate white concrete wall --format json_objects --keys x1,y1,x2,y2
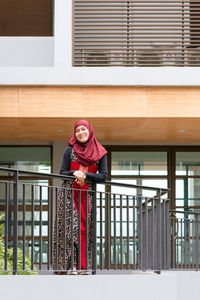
[
  {"x1": 0, "y1": 0, "x2": 199, "y2": 86},
  {"x1": 0, "y1": 37, "x2": 54, "y2": 66},
  {"x1": 1, "y1": 272, "x2": 200, "y2": 300}
]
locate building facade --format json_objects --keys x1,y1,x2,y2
[{"x1": 1, "y1": 0, "x2": 200, "y2": 270}]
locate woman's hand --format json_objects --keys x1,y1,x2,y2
[{"x1": 73, "y1": 171, "x2": 86, "y2": 184}]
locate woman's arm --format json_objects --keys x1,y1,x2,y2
[
  {"x1": 60, "y1": 147, "x2": 75, "y2": 176},
  {"x1": 85, "y1": 155, "x2": 108, "y2": 183}
]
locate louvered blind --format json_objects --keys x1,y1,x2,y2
[{"x1": 73, "y1": 0, "x2": 200, "y2": 66}]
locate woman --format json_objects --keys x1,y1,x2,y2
[{"x1": 53, "y1": 120, "x2": 107, "y2": 275}]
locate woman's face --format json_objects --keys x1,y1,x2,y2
[{"x1": 75, "y1": 125, "x2": 89, "y2": 143}]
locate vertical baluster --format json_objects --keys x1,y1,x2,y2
[
  {"x1": 133, "y1": 196, "x2": 136, "y2": 270},
  {"x1": 71, "y1": 188, "x2": 74, "y2": 271},
  {"x1": 78, "y1": 189, "x2": 81, "y2": 270},
  {"x1": 92, "y1": 183, "x2": 97, "y2": 274},
  {"x1": 196, "y1": 214, "x2": 199, "y2": 270},
  {"x1": 55, "y1": 187, "x2": 58, "y2": 271},
  {"x1": 106, "y1": 192, "x2": 110, "y2": 270},
  {"x1": 47, "y1": 187, "x2": 50, "y2": 270},
  {"x1": 39, "y1": 186, "x2": 42, "y2": 270},
  {"x1": 127, "y1": 195, "x2": 129, "y2": 270},
  {"x1": 166, "y1": 200, "x2": 170, "y2": 270},
  {"x1": 152, "y1": 197, "x2": 155, "y2": 270},
  {"x1": 145, "y1": 197, "x2": 148, "y2": 270},
  {"x1": 100, "y1": 192, "x2": 103, "y2": 270},
  {"x1": 85, "y1": 190, "x2": 88, "y2": 270},
  {"x1": 13, "y1": 171, "x2": 18, "y2": 274},
  {"x1": 120, "y1": 194, "x2": 123, "y2": 270},
  {"x1": 22, "y1": 184, "x2": 26, "y2": 271},
  {"x1": 181, "y1": 218, "x2": 183, "y2": 269},
  {"x1": 158, "y1": 190, "x2": 161, "y2": 271},
  {"x1": 31, "y1": 185, "x2": 34, "y2": 270},
  {"x1": 113, "y1": 194, "x2": 116, "y2": 270},
  {"x1": 63, "y1": 187, "x2": 66, "y2": 270},
  {"x1": 192, "y1": 219, "x2": 195, "y2": 269},
  {"x1": 5, "y1": 182, "x2": 9, "y2": 271},
  {"x1": 172, "y1": 217, "x2": 175, "y2": 269},
  {"x1": 188, "y1": 219, "x2": 190, "y2": 269},
  {"x1": 184, "y1": 218, "x2": 187, "y2": 268},
  {"x1": 139, "y1": 196, "x2": 143, "y2": 270},
  {"x1": 163, "y1": 199, "x2": 166, "y2": 270},
  {"x1": 176, "y1": 219, "x2": 179, "y2": 268}
]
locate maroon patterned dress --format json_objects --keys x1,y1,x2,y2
[{"x1": 52, "y1": 150, "x2": 99, "y2": 272}]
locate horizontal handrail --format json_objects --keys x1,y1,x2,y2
[
  {"x1": 0, "y1": 167, "x2": 169, "y2": 193},
  {"x1": 170, "y1": 209, "x2": 200, "y2": 215}
]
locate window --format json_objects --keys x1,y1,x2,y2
[
  {"x1": 0, "y1": 146, "x2": 51, "y2": 264},
  {"x1": 73, "y1": 0, "x2": 200, "y2": 66},
  {"x1": 176, "y1": 152, "x2": 200, "y2": 212},
  {"x1": 96, "y1": 146, "x2": 200, "y2": 268}
]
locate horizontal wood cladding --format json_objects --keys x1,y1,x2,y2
[{"x1": 1, "y1": 86, "x2": 200, "y2": 118}]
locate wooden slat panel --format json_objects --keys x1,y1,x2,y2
[
  {"x1": 73, "y1": 0, "x2": 200, "y2": 66},
  {"x1": 16, "y1": 86, "x2": 200, "y2": 118},
  {"x1": 0, "y1": 86, "x2": 199, "y2": 118}
]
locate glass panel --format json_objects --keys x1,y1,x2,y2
[
  {"x1": 111, "y1": 179, "x2": 137, "y2": 196},
  {"x1": 0, "y1": 209, "x2": 48, "y2": 237},
  {"x1": 0, "y1": 180, "x2": 49, "y2": 205},
  {"x1": 176, "y1": 152, "x2": 200, "y2": 176},
  {"x1": 112, "y1": 152, "x2": 167, "y2": 176},
  {"x1": 0, "y1": 146, "x2": 51, "y2": 173},
  {"x1": 111, "y1": 178, "x2": 167, "y2": 198},
  {"x1": 142, "y1": 179, "x2": 168, "y2": 198},
  {"x1": 110, "y1": 238, "x2": 139, "y2": 266},
  {"x1": 17, "y1": 240, "x2": 48, "y2": 264},
  {"x1": 176, "y1": 178, "x2": 200, "y2": 209}
]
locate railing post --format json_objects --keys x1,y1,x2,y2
[
  {"x1": 158, "y1": 189, "x2": 161, "y2": 273},
  {"x1": 92, "y1": 183, "x2": 97, "y2": 275},
  {"x1": 166, "y1": 199, "x2": 170, "y2": 270},
  {"x1": 13, "y1": 170, "x2": 18, "y2": 275},
  {"x1": 195, "y1": 213, "x2": 199, "y2": 270}
]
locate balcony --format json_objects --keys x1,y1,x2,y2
[{"x1": 0, "y1": 166, "x2": 200, "y2": 275}]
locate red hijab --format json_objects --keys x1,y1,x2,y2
[{"x1": 68, "y1": 120, "x2": 107, "y2": 166}]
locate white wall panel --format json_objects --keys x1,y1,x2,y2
[
  {"x1": 0, "y1": 37, "x2": 54, "y2": 66},
  {"x1": 0, "y1": 0, "x2": 199, "y2": 85}
]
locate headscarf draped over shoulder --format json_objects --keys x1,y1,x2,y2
[{"x1": 68, "y1": 120, "x2": 107, "y2": 166}]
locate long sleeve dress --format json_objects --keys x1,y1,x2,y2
[{"x1": 52, "y1": 147, "x2": 107, "y2": 272}]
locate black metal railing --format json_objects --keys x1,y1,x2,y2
[
  {"x1": 170, "y1": 210, "x2": 200, "y2": 270},
  {"x1": 0, "y1": 167, "x2": 169, "y2": 274}
]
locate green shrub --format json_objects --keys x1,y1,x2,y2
[{"x1": 0, "y1": 215, "x2": 38, "y2": 275}]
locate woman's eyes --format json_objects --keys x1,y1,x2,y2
[{"x1": 76, "y1": 127, "x2": 86, "y2": 133}]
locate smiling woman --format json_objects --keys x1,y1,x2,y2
[{"x1": 52, "y1": 120, "x2": 108, "y2": 275}]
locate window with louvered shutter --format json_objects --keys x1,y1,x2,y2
[{"x1": 73, "y1": 0, "x2": 200, "y2": 66}]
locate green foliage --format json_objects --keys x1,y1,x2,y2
[
  {"x1": 0, "y1": 215, "x2": 38, "y2": 275},
  {"x1": 0, "y1": 214, "x2": 4, "y2": 238}
]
